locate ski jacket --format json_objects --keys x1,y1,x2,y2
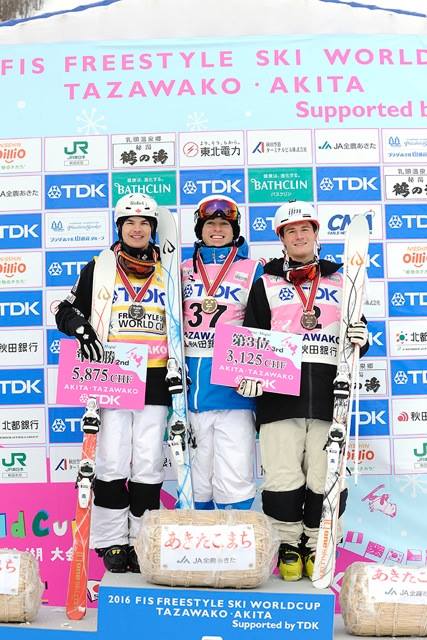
[
  {"x1": 182, "y1": 239, "x2": 263, "y2": 413},
  {"x1": 243, "y1": 257, "x2": 369, "y2": 426},
  {"x1": 55, "y1": 244, "x2": 170, "y2": 406}
]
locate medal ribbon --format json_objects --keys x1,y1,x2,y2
[
  {"x1": 196, "y1": 246, "x2": 238, "y2": 297},
  {"x1": 293, "y1": 270, "x2": 321, "y2": 313},
  {"x1": 116, "y1": 260, "x2": 155, "y2": 304}
]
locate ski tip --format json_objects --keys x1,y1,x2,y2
[
  {"x1": 66, "y1": 606, "x2": 86, "y2": 621},
  {"x1": 311, "y1": 576, "x2": 333, "y2": 590},
  {"x1": 349, "y1": 212, "x2": 370, "y2": 233},
  {"x1": 158, "y1": 206, "x2": 173, "y2": 217}
]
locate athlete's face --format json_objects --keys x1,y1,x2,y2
[
  {"x1": 280, "y1": 221, "x2": 318, "y2": 263},
  {"x1": 201, "y1": 218, "x2": 234, "y2": 247},
  {"x1": 121, "y1": 216, "x2": 152, "y2": 250}
]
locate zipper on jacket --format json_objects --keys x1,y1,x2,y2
[{"x1": 193, "y1": 358, "x2": 202, "y2": 411}]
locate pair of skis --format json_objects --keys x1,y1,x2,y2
[
  {"x1": 66, "y1": 209, "x2": 193, "y2": 619},
  {"x1": 158, "y1": 207, "x2": 196, "y2": 509},
  {"x1": 312, "y1": 213, "x2": 370, "y2": 589}
]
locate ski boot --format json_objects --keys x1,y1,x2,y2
[
  {"x1": 278, "y1": 543, "x2": 303, "y2": 581},
  {"x1": 166, "y1": 358, "x2": 183, "y2": 394},
  {"x1": 127, "y1": 546, "x2": 140, "y2": 573},
  {"x1": 96, "y1": 545, "x2": 128, "y2": 573},
  {"x1": 303, "y1": 551, "x2": 316, "y2": 580}
]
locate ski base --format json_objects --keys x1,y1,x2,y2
[
  {"x1": 66, "y1": 397, "x2": 100, "y2": 620},
  {"x1": 312, "y1": 213, "x2": 370, "y2": 589},
  {"x1": 158, "y1": 207, "x2": 195, "y2": 509}
]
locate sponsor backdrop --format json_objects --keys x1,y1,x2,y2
[{"x1": 1, "y1": 35, "x2": 427, "y2": 607}]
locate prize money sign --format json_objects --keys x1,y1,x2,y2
[
  {"x1": 56, "y1": 339, "x2": 148, "y2": 409},
  {"x1": 211, "y1": 324, "x2": 302, "y2": 395}
]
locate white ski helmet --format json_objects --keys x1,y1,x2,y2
[
  {"x1": 114, "y1": 194, "x2": 159, "y2": 226},
  {"x1": 274, "y1": 201, "x2": 319, "y2": 237}
]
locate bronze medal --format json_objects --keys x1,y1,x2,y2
[
  {"x1": 201, "y1": 297, "x2": 218, "y2": 314},
  {"x1": 128, "y1": 303, "x2": 145, "y2": 320},
  {"x1": 300, "y1": 310, "x2": 317, "y2": 330}
]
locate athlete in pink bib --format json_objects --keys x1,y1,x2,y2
[
  {"x1": 238, "y1": 201, "x2": 369, "y2": 581},
  {"x1": 182, "y1": 195, "x2": 263, "y2": 510}
]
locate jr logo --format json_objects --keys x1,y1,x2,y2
[
  {"x1": 413, "y1": 442, "x2": 427, "y2": 457},
  {"x1": 2, "y1": 452, "x2": 26, "y2": 467},
  {"x1": 64, "y1": 141, "x2": 88, "y2": 155}
]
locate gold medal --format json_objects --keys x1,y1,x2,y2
[{"x1": 201, "y1": 297, "x2": 218, "y2": 314}]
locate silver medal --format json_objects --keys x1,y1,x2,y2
[
  {"x1": 128, "y1": 303, "x2": 145, "y2": 320},
  {"x1": 300, "y1": 310, "x2": 317, "y2": 330}
]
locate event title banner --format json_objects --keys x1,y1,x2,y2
[{"x1": 2, "y1": 37, "x2": 427, "y2": 132}]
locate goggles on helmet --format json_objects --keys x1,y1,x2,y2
[{"x1": 195, "y1": 197, "x2": 239, "y2": 222}]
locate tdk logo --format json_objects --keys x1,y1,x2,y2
[
  {"x1": 350, "y1": 400, "x2": 389, "y2": 437},
  {"x1": 0, "y1": 291, "x2": 43, "y2": 327},
  {"x1": 327, "y1": 212, "x2": 374, "y2": 234},
  {"x1": 49, "y1": 407, "x2": 85, "y2": 444},
  {"x1": 180, "y1": 169, "x2": 245, "y2": 205},
  {"x1": 317, "y1": 167, "x2": 381, "y2": 201},
  {"x1": 115, "y1": 286, "x2": 165, "y2": 306},
  {"x1": 45, "y1": 173, "x2": 108, "y2": 209},
  {"x1": 386, "y1": 204, "x2": 427, "y2": 239},
  {"x1": 388, "y1": 282, "x2": 427, "y2": 317},
  {"x1": 0, "y1": 214, "x2": 42, "y2": 249},
  {"x1": 45, "y1": 251, "x2": 97, "y2": 286},
  {"x1": 182, "y1": 283, "x2": 240, "y2": 302},
  {"x1": 0, "y1": 369, "x2": 45, "y2": 404},
  {"x1": 249, "y1": 206, "x2": 278, "y2": 242},
  {"x1": 47, "y1": 329, "x2": 64, "y2": 365},
  {"x1": 367, "y1": 320, "x2": 387, "y2": 357},
  {"x1": 322, "y1": 242, "x2": 383, "y2": 279},
  {"x1": 391, "y1": 360, "x2": 427, "y2": 395}
]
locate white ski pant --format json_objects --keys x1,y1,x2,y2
[
  {"x1": 189, "y1": 409, "x2": 256, "y2": 506},
  {"x1": 90, "y1": 404, "x2": 168, "y2": 549},
  {"x1": 260, "y1": 418, "x2": 343, "y2": 551}
]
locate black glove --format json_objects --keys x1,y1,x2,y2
[{"x1": 73, "y1": 324, "x2": 104, "y2": 362}]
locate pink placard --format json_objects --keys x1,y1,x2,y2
[
  {"x1": 56, "y1": 339, "x2": 148, "y2": 409},
  {"x1": 211, "y1": 324, "x2": 302, "y2": 395}
]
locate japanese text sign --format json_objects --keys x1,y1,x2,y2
[
  {"x1": 56, "y1": 339, "x2": 148, "y2": 409},
  {"x1": 368, "y1": 565, "x2": 427, "y2": 604},
  {"x1": 160, "y1": 524, "x2": 256, "y2": 571},
  {"x1": 0, "y1": 553, "x2": 20, "y2": 595},
  {"x1": 211, "y1": 324, "x2": 302, "y2": 395}
]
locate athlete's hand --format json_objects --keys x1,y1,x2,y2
[
  {"x1": 236, "y1": 378, "x2": 263, "y2": 398},
  {"x1": 73, "y1": 324, "x2": 104, "y2": 362},
  {"x1": 347, "y1": 321, "x2": 368, "y2": 347}
]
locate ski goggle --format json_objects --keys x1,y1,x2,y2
[{"x1": 196, "y1": 198, "x2": 239, "y2": 221}]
